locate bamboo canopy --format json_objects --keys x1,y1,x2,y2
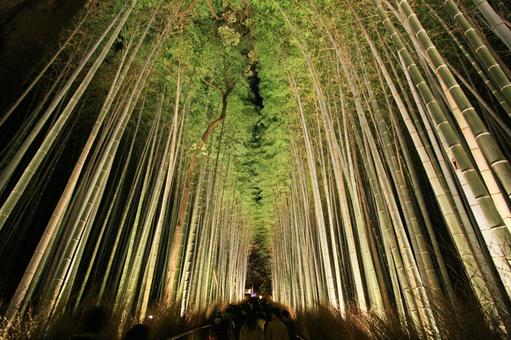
[{"x1": 0, "y1": 0, "x2": 511, "y2": 337}]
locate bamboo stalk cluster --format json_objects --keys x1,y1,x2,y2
[
  {"x1": 0, "y1": 0, "x2": 252, "y2": 332},
  {"x1": 0, "y1": 0, "x2": 510, "y2": 337},
  {"x1": 268, "y1": 0, "x2": 511, "y2": 336}
]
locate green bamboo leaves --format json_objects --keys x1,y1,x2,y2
[
  {"x1": 269, "y1": 0, "x2": 511, "y2": 335},
  {"x1": 1, "y1": 0, "x2": 511, "y2": 336}
]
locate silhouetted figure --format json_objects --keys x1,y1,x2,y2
[
  {"x1": 265, "y1": 308, "x2": 288, "y2": 340},
  {"x1": 281, "y1": 310, "x2": 296, "y2": 340},
  {"x1": 256, "y1": 312, "x2": 266, "y2": 332},
  {"x1": 70, "y1": 306, "x2": 107, "y2": 339},
  {"x1": 211, "y1": 310, "x2": 229, "y2": 340},
  {"x1": 206, "y1": 328, "x2": 218, "y2": 340},
  {"x1": 240, "y1": 313, "x2": 264, "y2": 340},
  {"x1": 124, "y1": 324, "x2": 150, "y2": 340}
]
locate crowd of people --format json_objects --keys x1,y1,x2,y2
[
  {"x1": 68, "y1": 297, "x2": 297, "y2": 339},
  {"x1": 208, "y1": 297, "x2": 297, "y2": 340}
]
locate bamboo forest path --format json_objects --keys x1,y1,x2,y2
[
  {"x1": 1, "y1": 1, "x2": 511, "y2": 339},
  {"x1": 167, "y1": 297, "x2": 304, "y2": 340}
]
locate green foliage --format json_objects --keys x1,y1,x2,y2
[
  {"x1": 4, "y1": 0, "x2": 511, "y2": 328},
  {"x1": 218, "y1": 25, "x2": 241, "y2": 46}
]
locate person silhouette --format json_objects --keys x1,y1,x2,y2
[
  {"x1": 240, "y1": 312, "x2": 264, "y2": 340},
  {"x1": 124, "y1": 324, "x2": 150, "y2": 340},
  {"x1": 265, "y1": 308, "x2": 288, "y2": 340},
  {"x1": 281, "y1": 310, "x2": 296, "y2": 339}
]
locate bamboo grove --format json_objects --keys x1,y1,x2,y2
[
  {"x1": 0, "y1": 0, "x2": 256, "y2": 330},
  {"x1": 0, "y1": 0, "x2": 511, "y2": 337},
  {"x1": 267, "y1": 0, "x2": 511, "y2": 337}
]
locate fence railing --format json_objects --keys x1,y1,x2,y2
[
  {"x1": 167, "y1": 324, "x2": 211, "y2": 340},
  {"x1": 166, "y1": 323, "x2": 307, "y2": 340}
]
